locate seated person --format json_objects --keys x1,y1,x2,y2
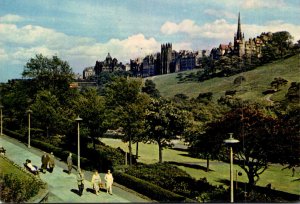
[{"x1": 25, "y1": 159, "x2": 38, "y2": 172}]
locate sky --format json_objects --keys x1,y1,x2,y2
[{"x1": 0, "y1": 0, "x2": 299, "y2": 82}]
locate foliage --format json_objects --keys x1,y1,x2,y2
[
  {"x1": 113, "y1": 171, "x2": 190, "y2": 202},
  {"x1": 145, "y1": 98, "x2": 192, "y2": 163},
  {"x1": 142, "y1": 79, "x2": 161, "y2": 98},
  {"x1": 104, "y1": 77, "x2": 151, "y2": 165},
  {"x1": 200, "y1": 103, "x2": 278, "y2": 187},
  {"x1": 22, "y1": 54, "x2": 74, "y2": 101},
  {"x1": 74, "y1": 87, "x2": 108, "y2": 150},
  {"x1": 0, "y1": 173, "x2": 45, "y2": 202}
]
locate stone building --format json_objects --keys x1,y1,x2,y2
[
  {"x1": 82, "y1": 66, "x2": 95, "y2": 79},
  {"x1": 161, "y1": 43, "x2": 173, "y2": 74},
  {"x1": 94, "y1": 53, "x2": 125, "y2": 76},
  {"x1": 211, "y1": 12, "x2": 272, "y2": 59}
]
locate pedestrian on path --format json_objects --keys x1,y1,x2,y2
[
  {"x1": 91, "y1": 170, "x2": 101, "y2": 195},
  {"x1": 67, "y1": 152, "x2": 73, "y2": 174},
  {"x1": 77, "y1": 169, "x2": 85, "y2": 196},
  {"x1": 41, "y1": 152, "x2": 49, "y2": 173},
  {"x1": 48, "y1": 152, "x2": 55, "y2": 173},
  {"x1": 105, "y1": 169, "x2": 114, "y2": 195}
]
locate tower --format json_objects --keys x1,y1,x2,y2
[
  {"x1": 234, "y1": 12, "x2": 245, "y2": 57},
  {"x1": 161, "y1": 43, "x2": 172, "y2": 74}
]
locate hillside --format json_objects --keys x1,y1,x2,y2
[{"x1": 148, "y1": 55, "x2": 300, "y2": 104}]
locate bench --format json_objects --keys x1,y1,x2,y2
[{"x1": 24, "y1": 163, "x2": 39, "y2": 175}]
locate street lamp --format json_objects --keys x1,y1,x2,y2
[
  {"x1": 27, "y1": 109, "x2": 33, "y2": 148},
  {"x1": 224, "y1": 133, "x2": 239, "y2": 203},
  {"x1": 75, "y1": 116, "x2": 82, "y2": 171},
  {"x1": 0, "y1": 104, "x2": 3, "y2": 136}
]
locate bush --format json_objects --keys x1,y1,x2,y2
[
  {"x1": 114, "y1": 171, "x2": 193, "y2": 202},
  {"x1": 124, "y1": 163, "x2": 214, "y2": 200},
  {"x1": 0, "y1": 173, "x2": 45, "y2": 202}
]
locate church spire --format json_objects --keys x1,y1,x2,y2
[{"x1": 237, "y1": 12, "x2": 242, "y2": 40}]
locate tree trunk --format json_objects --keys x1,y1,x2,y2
[
  {"x1": 136, "y1": 142, "x2": 139, "y2": 159},
  {"x1": 129, "y1": 135, "x2": 132, "y2": 165},
  {"x1": 158, "y1": 142, "x2": 163, "y2": 163},
  {"x1": 206, "y1": 154, "x2": 210, "y2": 172}
]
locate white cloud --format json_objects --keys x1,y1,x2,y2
[
  {"x1": 161, "y1": 19, "x2": 236, "y2": 40},
  {"x1": 0, "y1": 14, "x2": 24, "y2": 23},
  {"x1": 160, "y1": 18, "x2": 300, "y2": 43},
  {"x1": 241, "y1": 0, "x2": 286, "y2": 9},
  {"x1": 204, "y1": 9, "x2": 236, "y2": 19},
  {"x1": 0, "y1": 22, "x2": 161, "y2": 74}
]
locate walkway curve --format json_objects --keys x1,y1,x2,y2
[{"x1": 0, "y1": 134, "x2": 151, "y2": 203}]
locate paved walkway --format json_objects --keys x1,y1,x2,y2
[{"x1": 0, "y1": 135, "x2": 151, "y2": 203}]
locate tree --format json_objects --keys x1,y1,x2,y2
[
  {"x1": 22, "y1": 54, "x2": 74, "y2": 101},
  {"x1": 145, "y1": 98, "x2": 191, "y2": 163},
  {"x1": 271, "y1": 31, "x2": 293, "y2": 58},
  {"x1": 75, "y1": 87, "x2": 107, "y2": 150},
  {"x1": 30, "y1": 90, "x2": 64, "y2": 137},
  {"x1": 142, "y1": 79, "x2": 161, "y2": 98},
  {"x1": 272, "y1": 107, "x2": 300, "y2": 168},
  {"x1": 104, "y1": 77, "x2": 150, "y2": 165},
  {"x1": 200, "y1": 104, "x2": 278, "y2": 187}
]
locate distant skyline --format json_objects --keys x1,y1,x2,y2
[{"x1": 0, "y1": 0, "x2": 299, "y2": 82}]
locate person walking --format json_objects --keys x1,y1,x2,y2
[
  {"x1": 104, "y1": 169, "x2": 114, "y2": 195},
  {"x1": 48, "y1": 152, "x2": 55, "y2": 173},
  {"x1": 91, "y1": 170, "x2": 101, "y2": 195},
  {"x1": 67, "y1": 152, "x2": 73, "y2": 174},
  {"x1": 77, "y1": 169, "x2": 85, "y2": 196},
  {"x1": 41, "y1": 152, "x2": 49, "y2": 173}
]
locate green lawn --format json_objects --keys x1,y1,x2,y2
[
  {"x1": 0, "y1": 156, "x2": 33, "y2": 179},
  {"x1": 149, "y1": 55, "x2": 300, "y2": 103},
  {"x1": 101, "y1": 138, "x2": 300, "y2": 195}
]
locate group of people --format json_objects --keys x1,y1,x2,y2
[
  {"x1": 41, "y1": 151, "x2": 55, "y2": 173},
  {"x1": 77, "y1": 168, "x2": 114, "y2": 197},
  {"x1": 24, "y1": 151, "x2": 55, "y2": 174}
]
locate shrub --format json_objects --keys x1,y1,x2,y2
[
  {"x1": 0, "y1": 173, "x2": 45, "y2": 202},
  {"x1": 124, "y1": 163, "x2": 213, "y2": 200},
  {"x1": 234, "y1": 76, "x2": 246, "y2": 85},
  {"x1": 114, "y1": 171, "x2": 193, "y2": 202}
]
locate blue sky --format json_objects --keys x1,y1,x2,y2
[{"x1": 0, "y1": 0, "x2": 299, "y2": 82}]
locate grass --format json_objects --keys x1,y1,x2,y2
[
  {"x1": 0, "y1": 156, "x2": 33, "y2": 179},
  {"x1": 101, "y1": 138, "x2": 300, "y2": 196},
  {"x1": 149, "y1": 55, "x2": 300, "y2": 103}
]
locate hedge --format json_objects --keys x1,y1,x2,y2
[{"x1": 114, "y1": 171, "x2": 195, "y2": 202}]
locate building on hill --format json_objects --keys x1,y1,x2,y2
[
  {"x1": 83, "y1": 66, "x2": 95, "y2": 79},
  {"x1": 211, "y1": 12, "x2": 272, "y2": 59},
  {"x1": 94, "y1": 53, "x2": 125, "y2": 76},
  {"x1": 161, "y1": 43, "x2": 172, "y2": 74}
]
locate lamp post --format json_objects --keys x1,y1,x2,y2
[
  {"x1": 224, "y1": 133, "x2": 239, "y2": 203},
  {"x1": 0, "y1": 105, "x2": 3, "y2": 136},
  {"x1": 27, "y1": 109, "x2": 33, "y2": 148},
  {"x1": 75, "y1": 116, "x2": 82, "y2": 171}
]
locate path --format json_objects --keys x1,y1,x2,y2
[{"x1": 0, "y1": 134, "x2": 151, "y2": 203}]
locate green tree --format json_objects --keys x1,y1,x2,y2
[
  {"x1": 142, "y1": 79, "x2": 161, "y2": 98},
  {"x1": 104, "y1": 77, "x2": 150, "y2": 165},
  {"x1": 75, "y1": 87, "x2": 107, "y2": 150},
  {"x1": 201, "y1": 104, "x2": 277, "y2": 187},
  {"x1": 272, "y1": 31, "x2": 293, "y2": 58},
  {"x1": 145, "y1": 98, "x2": 191, "y2": 163},
  {"x1": 22, "y1": 54, "x2": 74, "y2": 101},
  {"x1": 30, "y1": 90, "x2": 64, "y2": 137}
]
